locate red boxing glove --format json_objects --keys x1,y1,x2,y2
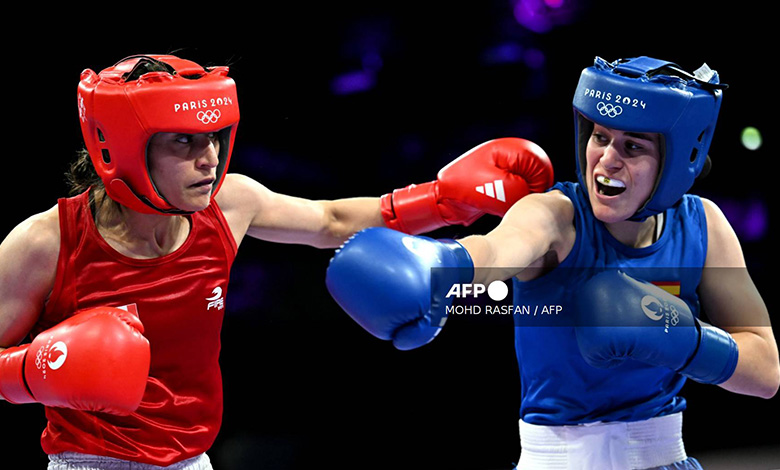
[
  {"x1": 381, "y1": 138, "x2": 554, "y2": 234},
  {"x1": 0, "y1": 306, "x2": 150, "y2": 415}
]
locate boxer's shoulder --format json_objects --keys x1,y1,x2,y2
[
  {"x1": 2, "y1": 204, "x2": 61, "y2": 262},
  {"x1": 0, "y1": 205, "x2": 60, "y2": 346},
  {"x1": 214, "y1": 173, "x2": 268, "y2": 225},
  {"x1": 503, "y1": 189, "x2": 576, "y2": 251},
  {"x1": 698, "y1": 197, "x2": 745, "y2": 269},
  {"x1": 505, "y1": 189, "x2": 574, "y2": 224}
]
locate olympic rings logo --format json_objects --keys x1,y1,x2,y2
[
  {"x1": 596, "y1": 102, "x2": 622, "y2": 118},
  {"x1": 197, "y1": 109, "x2": 222, "y2": 124},
  {"x1": 34, "y1": 346, "x2": 44, "y2": 369},
  {"x1": 669, "y1": 306, "x2": 680, "y2": 326}
]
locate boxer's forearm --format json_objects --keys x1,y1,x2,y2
[
  {"x1": 718, "y1": 328, "x2": 780, "y2": 399},
  {"x1": 314, "y1": 197, "x2": 385, "y2": 248}
]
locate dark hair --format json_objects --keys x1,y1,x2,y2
[
  {"x1": 65, "y1": 149, "x2": 120, "y2": 218},
  {"x1": 121, "y1": 56, "x2": 178, "y2": 81},
  {"x1": 65, "y1": 148, "x2": 101, "y2": 196}
]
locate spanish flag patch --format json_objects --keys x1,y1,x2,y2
[{"x1": 651, "y1": 281, "x2": 681, "y2": 297}]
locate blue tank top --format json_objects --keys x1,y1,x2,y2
[{"x1": 512, "y1": 181, "x2": 708, "y2": 425}]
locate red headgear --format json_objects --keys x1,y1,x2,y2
[{"x1": 77, "y1": 54, "x2": 240, "y2": 214}]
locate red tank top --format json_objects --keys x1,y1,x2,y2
[{"x1": 34, "y1": 191, "x2": 237, "y2": 466}]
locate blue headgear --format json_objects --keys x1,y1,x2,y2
[{"x1": 572, "y1": 56, "x2": 726, "y2": 220}]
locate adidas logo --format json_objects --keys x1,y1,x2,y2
[{"x1": 475, "y1": 180, "x2": 505, "y2": 202}]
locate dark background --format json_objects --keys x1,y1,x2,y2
[{"x1": 2, "y1": 1, "x2": 776, "y2": 468}]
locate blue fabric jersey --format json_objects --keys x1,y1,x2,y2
[{"x1": 512, "y1": 181, "x2": 708, "y2": 425}]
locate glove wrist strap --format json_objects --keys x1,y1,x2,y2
[
  {"x1": 380, "y1": 182, "x2": 447, "y2": 234},
  {"x1": 0, "y1": 345, "x2": 36, "y2": 404},
  {"x1": 679, "y1": 320, "x2": 739, "y2": 384}
]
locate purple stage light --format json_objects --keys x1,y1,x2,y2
[
  {"x1": 717, "y1": 198, "x2": 769, "y2": 242},
  {"x1": 512, "y1": 0, "x2": 582, "y2": 33},
  {"x1": 331, "y1": 70, "x2": 376, "y2": 95}
]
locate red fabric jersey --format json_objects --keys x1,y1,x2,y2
[{"x1": 33, "y1": 191, "x2": 237, "y2": 466}]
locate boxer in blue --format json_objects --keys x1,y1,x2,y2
[{"x1": 325, "y1": 57, "x2": 780, "y2": 469}]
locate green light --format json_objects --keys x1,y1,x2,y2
[{"x1": 741, "y1": 126, "x2": 762, "y2": 151}]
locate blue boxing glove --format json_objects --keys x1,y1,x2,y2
[
  {"x1": 574, "y1": 270, "x2": 739, "y2": 384},
  {"x1": 326, "y1": 227, "x2": 474, "y2": 350}
]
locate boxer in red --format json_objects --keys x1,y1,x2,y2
[{"x1": 0, "y1": 54, "x2": 554, "y2": 469}]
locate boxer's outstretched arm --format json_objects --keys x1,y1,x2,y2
[
  {"x1": 457, "y1": 190, "x2": 576, "y2": 284},
  {"x1": 216, "y1": 173, "x2": 384, "y2": 249},
  {"x1": 324, "y1": 189, "x2": 573, "y2": 350},
  {"x1": 216, "y1": 138, "x2": 555, "y2": 249}
]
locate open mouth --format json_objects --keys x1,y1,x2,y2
[
  {"x1": 595, "y1": 175, "x2": 626, "y2": 197},
  {"x1": 191, "y1": 178, "x2": 215, "y2": 188}
]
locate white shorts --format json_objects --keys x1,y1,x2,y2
[
  {"x1": 47, "y1": 452, "x2": 213, "y2": 470},
  {"x1": 516, "y1": 412, "x2": 702, "y2": 470}
]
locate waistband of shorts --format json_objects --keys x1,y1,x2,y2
[
  {"x1": 48, "y1": 451, "x2": 211, "y2": 470},
  {"x1": 518, "y1": 412, "x2": 687, "y2": 470}
]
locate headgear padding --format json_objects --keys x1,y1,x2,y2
[
  {"x1": 572, "y1": 56, "x2": 725, "y2": 221},
  {"x1": 77, "y1": 54, "x2": 240, "y2": 215}
]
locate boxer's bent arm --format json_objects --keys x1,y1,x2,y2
[
  {"x1": 216, "y1": 173, "x2": 384, "y2": 249},
  {"x1": 699, "y1": 198, "x2": 779, "y2": 399},
  {"x1": 459, "y1": 191, "x2": 575, "y2": 284},
  {"x1": 0, "y1": 207, "x2": 60, "y2": 367}
]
